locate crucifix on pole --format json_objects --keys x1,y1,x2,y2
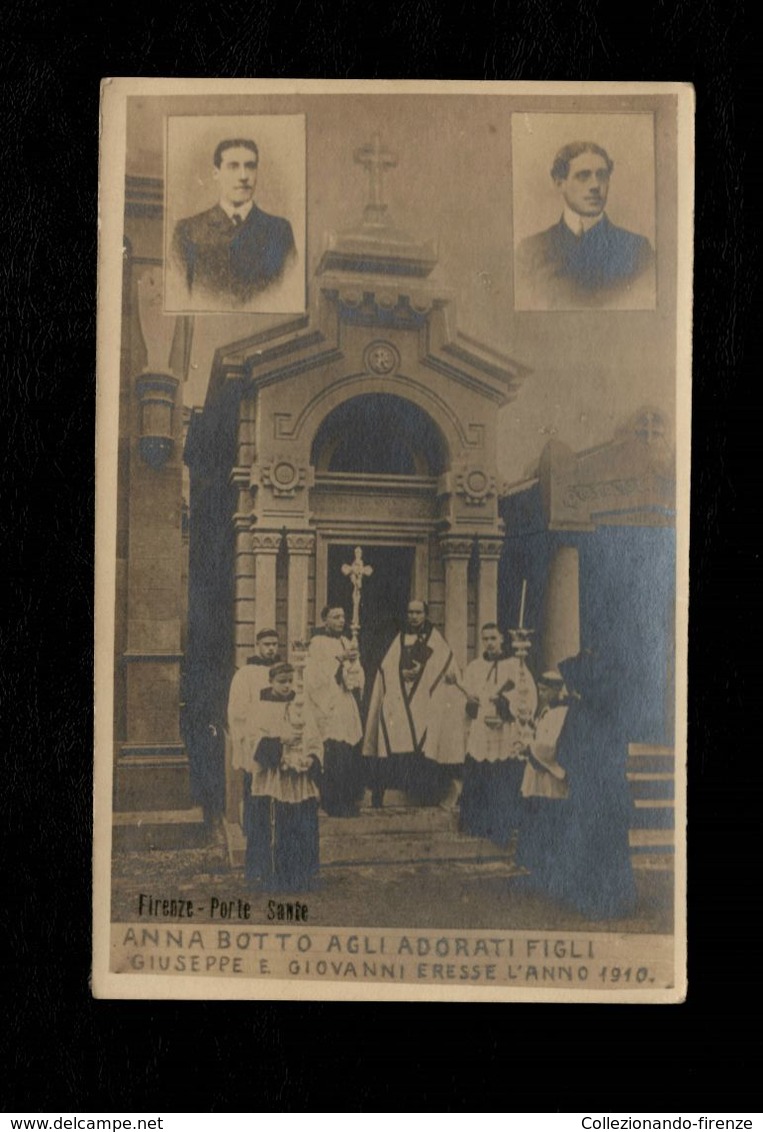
[
  {"x1": 354, "y1": 133, "x2": 398, "y2": 220},
  {"x1": 341, "y1": 546, "x2": 373, "y2": 644}
]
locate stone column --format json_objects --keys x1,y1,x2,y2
[
  {"x1": 477, "y1": 538, "x2": 503, "y2": 634},
  {"x1": 252, "y1": 531, "x2": 282, "y2": 636},
  {"x1": 439, "y1": 536, "x2": 473, "y2": 670},
  {"x1": 286, "y1": 532, "x2": 315, "y2": 655},
  {"x1": 542, "y1": 545, "x2": 580, "y2": 670},
  {"x1": 232, "y1": 507, "x2": 256, "y2": 669}
]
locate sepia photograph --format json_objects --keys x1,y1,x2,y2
[
  {"x1": 513, "y1": 112, "x2": 658, "y2": 311},
  {"x1": 164, "y1": 113, "x2": 306, "y2": 314},
  {"x1": 94, "y1": 79, "x2": 692, "y2": 1002}
]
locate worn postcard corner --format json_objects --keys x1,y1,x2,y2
[{"x1": 94, "y1": 79, "x2": 692, "y2": 1003}]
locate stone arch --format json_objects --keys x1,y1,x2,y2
[
  {"x1": 311, "y1": 393, "x2": 449, "y2": 476},
  {"x1": 289, "y1": 372, "x2": 466, "y2": 467}
]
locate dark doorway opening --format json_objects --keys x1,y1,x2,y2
[
  {"x1": 311, "y1": 394, "x2": 448, "y2": 477},
  {"x1": 327, "y1": 543, "x2": 416, "y2": 714}
]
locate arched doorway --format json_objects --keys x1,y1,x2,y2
[
  {"x1": 310, "y1": 394, "x2": 449, "y2": 700},
  {"x1": 311, "y1": 393, "x2": 448, "y2": 477}
]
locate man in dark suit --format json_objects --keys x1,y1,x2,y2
[
  {"x1": 516, "y1": 141, "x2": 655, "y2": 309},
  {"x1": 172, "y1": 138, "x2": 296, "y2": 307}
]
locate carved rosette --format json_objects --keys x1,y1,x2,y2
[
  {"x1": 251, "y1": 531, "x2": 282, "y2": 555},
  {"x1": 256, "y1": 458, "x2": 312, "y2": 498},
  {"x1": 364, "y1": 340, "x2": 400, "y2": 376},
  {"x1": 285, "y1": 532, "x2": 316, "y2": 556},
  {"x1": 438, "y1": 535, "x2": 474, "y2": 560},
  {"x1": 455, "y1": 466, "x2": 497, "y2": 507}
]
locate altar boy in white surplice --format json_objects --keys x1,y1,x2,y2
[
  {"x1": 457, "y1": 623, "x2": 536, "y2": 847},
  {"x1": 305, "y1": 606, "x2": 365, "y2": 817}
]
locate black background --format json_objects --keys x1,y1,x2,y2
[{"x1": 3, "y1": 0, "x2": 758, "y2": 1112}]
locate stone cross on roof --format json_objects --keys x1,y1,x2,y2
[
  {"x1": 354, "y1": 133, "x2": 398, "y2": 214},
  {"x1": 635, "y1": 411, "x2": 666, "y2": 445}
]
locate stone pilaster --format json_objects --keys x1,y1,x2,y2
[
  {"x1": 476, "y1": 538, "x2": 503, "y2": 634},
  {"x1": 252, "y1": 531, "x2": 282, "y2": 638},
  {"x1": 233, "y1": 508, "x2": 256, "y2": 669},
  {"x1": 285, "y1": 532, "x2": 315, "y2": 655},
  {"x1": 438, "y1": 535, "x2": 473, "y2": 670}
]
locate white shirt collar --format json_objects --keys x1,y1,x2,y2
[
  {"x1": 562, "y1": 207, "x2": 605, "y2": 236},
  {"x1": 219, "y1": 199, "x2": 254, "y2": 223}
]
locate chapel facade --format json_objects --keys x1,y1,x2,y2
[
  {"x1": 113, "y1": 139, "x2": 675, "y2": 847},
  {"x1": 187, "y1": 175, "x2": 527, "y2": 670}
]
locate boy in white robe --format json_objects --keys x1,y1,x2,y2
[
  {"x1": 521, "y1": 670, "x2": 570, "y2": 800},
  {"x1": 515, "y1": 670, "x2": 572, "y2": 883},
  {"x1": 244, "y1": 663, "x2": 322, "y2": 892},
  {"x1": 457, "y1": 623, "x2": 535, "y2": 846},
  {"x1": 227, "y1": 628, "x2": 281, "y2": 773},
  {"x1": 305, "y1": 606, "x2": 365, "y2": 817}
]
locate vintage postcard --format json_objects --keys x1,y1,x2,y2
[{"x1": 94, "y1": 79, "x2": 692, "y2": 1002}]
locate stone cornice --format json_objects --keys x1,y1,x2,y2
[{"x1": 205, "y1": 285, "x2": 528, "y2": 412}]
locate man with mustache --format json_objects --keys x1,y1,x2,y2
[
  {"x1": 516, "y1": 141, "x2": 654, "y2": 309},
  {"x1": 171, "y1": 138, "x2": 296, "y2": 308}
]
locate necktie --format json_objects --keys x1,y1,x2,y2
[{"x1": 231, "y1": 213, "x2": 243, "y2": 227}]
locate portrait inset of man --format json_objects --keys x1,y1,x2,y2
[
  {"x1": 164, "y1": 116, "x2": 305, "y2": 313},
  {"x1": 513, "y1": 117, "x2": 657, "y2": 311}
]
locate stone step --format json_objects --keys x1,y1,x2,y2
[
  {"x1": 224, "y1": 807, "x2": 514, "y2": 871},
  {"x1": 113, "y1": 807, "x2": 207, "y2": 851},
  {"x1": 320, "y1": 806, "x2": 456, "y2": 838},
  {"x1": 320, "y1": 830, "x2": 512, "y2": 867}
]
